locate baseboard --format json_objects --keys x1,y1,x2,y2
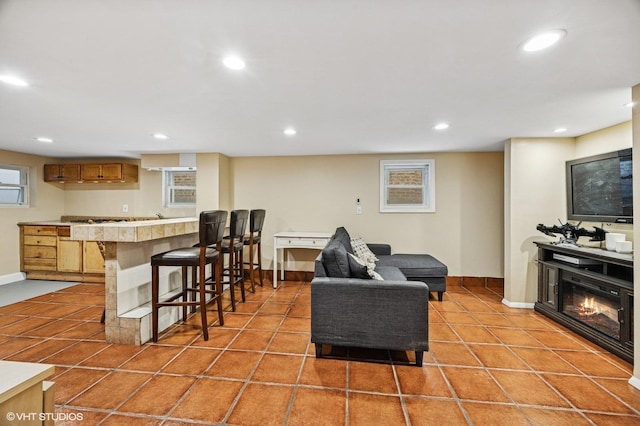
[
  {"x1": 501, "y1": 298, "x2": 535, "y2": 309},
  {"x1": 629, "y1": 376, "x2": 640, "y2": 391},
  {"x1": 0, "y1": 272, "x2": 26, "y2": 286}
]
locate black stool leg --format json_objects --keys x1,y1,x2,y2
[
  {"x1": 198, "y1": 259, "x2": 209, "y2": 341},
  {"x1": 247, "y1": 242, "x2": 256, "y2": 293},
  {"x1": 228, "y1": 250, "x2": 237, "y2": 312},
  {"x1": 152, "y1": 264, "x2": 159, "y2": 342},
  {"x1": 181, "y1": 266, "x2": 188, "y2": 321},
  {"x1": 237, "y1": 248, "x2": 246, "y2": 302},
  {"x1": 215, "y1": 258, "x2": 225, "y2": 326},
  {"x1": 257, "y1": 241, "x2": 264, "y2": 286}
]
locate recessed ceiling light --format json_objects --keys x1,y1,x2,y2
[
  {"x1": 0, "y1": 74, "x2": 29, "y2": 87},
  {"x1": 554, "y1": 127, "x2": 567, "y2": 133},
  {"x1": 222, "y1": 56, "x2": 246, "y2": 70},
  {"x1": 624, "y1": 102, "x2": 636, "y2": 108},
  {"x1": 433, "y1": 123, "x2": 449, "y2": 131},
  {"x1": 153, "y1": 133, "x2": 169, "y2": 140},
  {"x1": 36, "y1": 137, "x2": 53, "y2": 143},
  {"x1": 522, "y1": 29, "x2": 567, "y2": 52},
  {"x1": 283, "y1": 127, "x2": 297, "y2": 136}
]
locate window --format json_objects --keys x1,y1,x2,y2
[
  {"x1": 380, "y1": 159, "x2": 435, "y2": 213},
  {"x1": 0, "y1": 164, "x2": 29, "y2": 207},
  {"x1": 163, "y1": 169, "x2": 196, "y2": 207}
]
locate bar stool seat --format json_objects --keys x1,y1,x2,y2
[{"x1": 151, "y1": 210, "x2": 227, "y2": 342}]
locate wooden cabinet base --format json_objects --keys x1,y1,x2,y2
[{"x1": 24, "y1": 271, "x2": 105, "y2": 283}]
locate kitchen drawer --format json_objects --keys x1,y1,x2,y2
[
  {"x1": 23, "y1": 226, "x2": 57, "y2": 236},
  {"x1": 24, "y1": 245, "x2": 57, "y2": 259},
  {"x1": 23, "y1": 235, "x2": 57, "y2": 246},
  {"x1": 275, "y1": 237, "x2": 331, "y2": 248},
  {"x1": 57, "y1": 227, "x2": 71, "y2": 237},
  {"x1": 23, "y1": 258, "x2": 57, "y2": 271}
]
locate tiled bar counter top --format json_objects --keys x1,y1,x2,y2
[{"x1": 71, "y1": 217, "x2": 199, "y2": 345}]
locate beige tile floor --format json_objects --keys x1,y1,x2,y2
[{"x1": 0, "y1": 279, "x2": 639, "y2": 425}]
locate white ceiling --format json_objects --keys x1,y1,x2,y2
[{"x1": 0, "y1": 0, "x2": 639, "y2": 159}]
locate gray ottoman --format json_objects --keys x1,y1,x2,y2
[{"x1": 377, "y1": 254, "x2": 448, "y2": 301}]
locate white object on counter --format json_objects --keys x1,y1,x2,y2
[
  {"x1": 616, "y1": 241, "x2": 633, "y2": 254},
  {"x1": 605, "y1": 233, "x2": 625, "y2": 251}
]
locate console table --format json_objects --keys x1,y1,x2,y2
[
  {"x1": 534, "y1": 242, "x2": 633, "y2": 363},
  {"x1": 273, "y1": 231, "x2": 332, "y2": 287}
]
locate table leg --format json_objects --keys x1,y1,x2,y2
[
  {"x1": 280, "y1": 248, "x2": 286, "y2": 281},
  {"x1": 273, "y1": 244, "x2": 278, "y2": 288}
]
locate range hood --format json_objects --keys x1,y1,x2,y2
[{"x1": 141, "y1": 153, "x2": 196, "y2": 171}]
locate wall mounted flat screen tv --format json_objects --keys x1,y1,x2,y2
[{"x1": 566, "y1": 148, "x2": 633, "y2": 224}]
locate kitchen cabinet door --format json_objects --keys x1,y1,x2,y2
[
  {"x1": 80, "y1": 164, "x2": 106, "y2": 181},
  {"x1": 44, "y1": 164, "x2": 81, "y2": 182},
  {"x1": 57, "y1": 238, "x2": 83, "y2": 272},
  {"x1": 83, "y1": 241, "x2": 105, "y2": 273}
]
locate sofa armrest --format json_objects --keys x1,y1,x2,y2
[
  {"x1": 367, "y1": 243, "x2": 391, "y2": 256},
  {"x1": 310, "y1": 277, "x2": 428, "y2": 351}
]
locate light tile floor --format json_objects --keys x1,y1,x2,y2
[{"x1": 0, "y1": 280, "x2": 639, "y2": 425}]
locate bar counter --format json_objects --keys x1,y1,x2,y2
[{"x1": 71, "y1": 217, "x2": 199, "y2": 345}]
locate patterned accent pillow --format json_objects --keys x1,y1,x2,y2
[
  {"x1": 370, "y1": 270, "x2": 384, "y2": 281},
  {"x1": 350, "y1": 237, "x2": 381, "y2": 279}
]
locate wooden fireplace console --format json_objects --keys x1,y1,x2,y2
[{"x1": 534, "y1": 242, "x2": 634, "y2": 363}]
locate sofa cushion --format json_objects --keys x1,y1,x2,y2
[
  {"x1": 375, "y1": 266, "x2": 406, "y2": 281},
  {"x1": 321, "y1": 239, "x2": 351, "y2": 278},
  {"x1": 333, "y1": 227, "x2": 354, "y2": 254},
  {"x1": 347, "y1": 253, "x2": 371, "y2": 279},
  {"x1": 376, "y1": 254, "x2": 448, "y2": 278}
]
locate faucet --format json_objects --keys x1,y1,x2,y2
[{"x1": 155, "y1": 212, "x2": 165, "y2": 219}]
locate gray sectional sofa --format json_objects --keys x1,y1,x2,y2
[{"x1": 310, "y1": 227, "x2": 448, "y2": 366}]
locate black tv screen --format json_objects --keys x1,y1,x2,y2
[{"x1": 566, "y1": 148, "x2": 633, "y2": 224}]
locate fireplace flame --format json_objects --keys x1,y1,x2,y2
[{"x1": 579, "y1": 296, "x2": 597, "y2": 316}]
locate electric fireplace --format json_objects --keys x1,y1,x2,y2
[
  {"x1": 535, "y1": 242, "x2": 634, "y2": 363},
  {"x1": 561, "y1": 273, "x2": 628, "y2": 340}
]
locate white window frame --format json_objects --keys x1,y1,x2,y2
[
  {"x1": 162, "y1": 169, "x2": 196, "y2": 208},
  {"x1": 379, "y1": 159, "x2": 435, "y2": 213},
  {"x1": 0, "y1": 164, "x2": 29, "y2": 207}
]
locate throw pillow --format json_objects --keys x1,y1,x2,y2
[
  {"x1": 347, "y1": 253, "x2": 371, "y2": 279},
  {"x1": 321, "y1": 239, "x2": 350, "y2": 278},
  {"x1": 334, "y1": 227, "x2": 354, "y2": 254},
  {"x1": 370, "y1": 270, "x2": 384, "y2": 280},
  {"x1": 350, "y1": 237, "x2": 382, "y2": 280},
  {"x1": 350, "y1": 237, "x2": 379, "y2": 264}
]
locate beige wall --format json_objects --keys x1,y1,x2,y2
[
  {"x1": 0, "y1": 150, "x2": 65, "y2": 280},
  {"x1": 575, "y1": 121, "x2": 633, "y2": 159},
  {"x1": 195, "y1": 153, "x2": 232, "y2": 212},
  {"x1": 1, "y1": 150, "x2": 504, "y2": 280},
  {"x1": 231, "y1": 152, "x2": 504, "y2": 277},
  {"x1": 504, "y1": 138, "x2": 575, "y2": 306}
]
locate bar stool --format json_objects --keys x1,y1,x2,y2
[
  {"x1": 151, "y1": 210, "x2": 227, "y2": 342},
  {"x1": 222, "y1": 209, "x2": 249, "y2": 311},
  {"x1": 243, "y1": 209, "x2": 266, "y2": 291}
]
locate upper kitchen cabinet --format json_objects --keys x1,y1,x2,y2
[
  {"x1": 81, "y1": 163, "x2": 138, "y2": 183},
  {"x1": 43, "y1": 163, "x2": 81, "y2": 182},
  {"x1": 44, "y1": 162, "x2": 138, "y2": 183}
]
